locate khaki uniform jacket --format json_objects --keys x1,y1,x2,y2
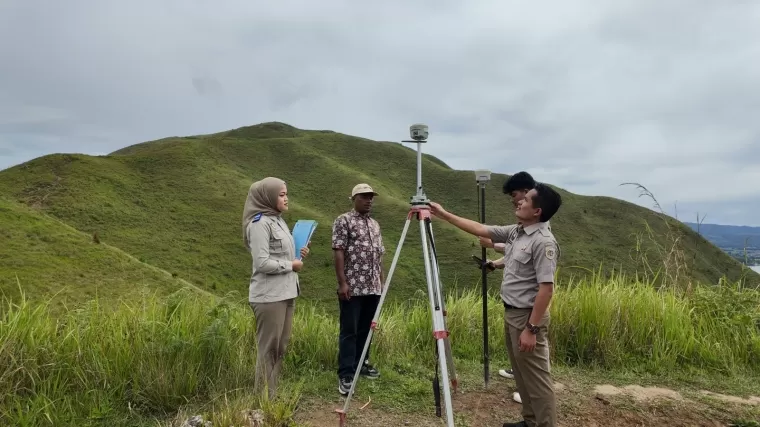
[
  {"x1": 246, "y1": 213, "x2": 300, "y2": 303},
  {"x1": 486, "y1": 222, "x2": 559, "y2": 310}
]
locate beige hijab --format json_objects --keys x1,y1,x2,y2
[{"x1": 242, "y1": 177, "x2": 286, "y2": 248}]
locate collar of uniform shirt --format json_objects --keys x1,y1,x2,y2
[{"x1": 521, "y1": 222, "x2": 549, "y2": 235}]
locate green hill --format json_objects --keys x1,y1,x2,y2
[
  {"x1": 1, "y1": 122, "x2": 757, "y2": 307},
  {"x1": 0, "y1": 197, "x2": 189, "y2": 306}
]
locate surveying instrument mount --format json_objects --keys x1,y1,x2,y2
[
  {"x1": 335, "y1": 124, "x2": 459, "y2": 427},
  {"x1": 475, "y1": 169, "x2": 492, "y2": 388}
]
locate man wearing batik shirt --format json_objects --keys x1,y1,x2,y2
[{"x1": 332, "y1": 183, "x2": 385, "y2": 396}]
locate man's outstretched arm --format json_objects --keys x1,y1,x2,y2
[
  {"x1": 430, "y1": 202, "x2": 517, "y2": 244},
  {"x1": 429, "y1": 202, "x2": 490, "y2": 237}
]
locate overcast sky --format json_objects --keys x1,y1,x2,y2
[{"x1": 1, "y1": 0, "x2": 759, "y2": 226}]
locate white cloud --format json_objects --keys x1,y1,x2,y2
[{"x1": 1, "y1": 0, "x2": 759, "y2": 226}]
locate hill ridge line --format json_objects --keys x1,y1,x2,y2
[{"x1": 98, "y1": 242, "x2": 214, "y2": 299}]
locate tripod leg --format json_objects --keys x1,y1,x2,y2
[
  {"x1": 336, "y1": 215, "x2": 413, "y2": 426},
  {"x1": 440, "y1": 300, "x2": 458, "y2": 392},
  {"x1": 424, "y1": 219, "x2": 458, "y2": 392},
  {"x1": 419, "y1": 218, "x2": 456, "y2": 427}
]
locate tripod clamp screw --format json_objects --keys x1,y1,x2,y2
[{"x1": 410, "y1": 195, "x2": 430, "y2": 205}]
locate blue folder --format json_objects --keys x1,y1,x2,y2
[{"x1": 292, "y1": 220, "x2": 318, "y2": 259}]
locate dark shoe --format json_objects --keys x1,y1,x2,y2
[
  {"x1": 361, "y1": 363, "x2": 380, "y2": 379},
  {"x1": 503, "y1": 421, "x2": 528, "y2": 427},
  {"x1": 338, "y1": 377, "x2": 352, "y2": 396}
]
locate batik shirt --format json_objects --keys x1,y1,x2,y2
[{"x1": 331, "y1": 210, "x2": 385, "y2": 296}]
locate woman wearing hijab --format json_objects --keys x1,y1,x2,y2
[{"x1": 242, "y1": 176, "x2": 309, "y2": 399}]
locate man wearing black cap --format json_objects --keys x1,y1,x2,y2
[
  {"x1": 479, "y1": 171, "x2": 541, "y2": 401},
  {"x1": 430, "y1": 181, "x2": 563, "y2": 427}
]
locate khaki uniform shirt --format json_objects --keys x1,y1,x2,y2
[
  {"x1": 246, "y1": 213, "x2": 300, "y2": 303},
  {"x1": 486, "y1": 222, "x2": 559, "y2": 309},
  {"x1": 494, "y1": 220, "x2": 551, "y2": 255}
]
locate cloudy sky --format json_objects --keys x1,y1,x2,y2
[{"x1": 1, "y1": 0, "x2": 759, "y2": 226}]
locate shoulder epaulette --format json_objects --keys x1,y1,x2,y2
[{"x1": 252, "y1": 212, "x2": 263, "y2": 223}]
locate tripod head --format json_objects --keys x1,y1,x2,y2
[{"x1": 402, "y1": 123, "x2": 431, "y2": 206}]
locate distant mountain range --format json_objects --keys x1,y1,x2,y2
[{"x1": 683, "y1": 222, "x2": 760, "y2": 265}]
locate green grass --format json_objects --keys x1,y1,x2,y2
[
  {"x1": 1, "y1": 122, "x2": 756, "y2": 310},
  {"x1": 2, "y1": 272, "x2": 759, "y2": 426},
  {"x1": 0, "y1": 197, "x2": 188, "y2": 309}
]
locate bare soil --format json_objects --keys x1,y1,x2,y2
[{"x1": 294, "y1": 378, "x2": 760, "y2": 427}]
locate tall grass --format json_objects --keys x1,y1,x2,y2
[
  {"x1": 2, "y1": 273, "x2": 759, "y2": 426},
  {"x1": 551, "y1": 272, "x2": 760, "y2": 372}
]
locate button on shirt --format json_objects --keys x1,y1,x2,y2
[
  {"x1": 486, "y1": 222, "x2": 560, "y2": 309},
  {"x1": 331, "y1": 210, "x2": 386, "y2": 296}
]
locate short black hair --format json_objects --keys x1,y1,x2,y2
[
  {"x1": 503, "y1": 171, "x2": 536, "y2": 195},
  {"x1": 531, "y1": 183, "x2": 562, "y2": 222}
]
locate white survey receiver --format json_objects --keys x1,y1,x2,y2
[{"x1": 474, "y1": 169, "x2": 491, "y2": 183}]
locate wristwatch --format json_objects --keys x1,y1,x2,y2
[{"x1": 526, "y1": 322, "x2": 540, "y2": 335}]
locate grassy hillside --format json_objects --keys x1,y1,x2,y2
[
  {"x1": 0, "y1": 122, "x2": 757, "y2": 308},
  {"x1": 0, "y1": 197, "x2": 188, "y2": 307}
]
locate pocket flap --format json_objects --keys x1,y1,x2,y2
[
  {"x1": 514, "y1": 249, "x2": 532, "y2": 264},
  {"x1": 271, "y1": 228, "x2": 286, "y2": 241}
]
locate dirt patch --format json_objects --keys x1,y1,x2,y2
[
  {"x1": 593, "y1": 384, "x2": 684, "y2": 402},
  {"x1": 294, "y1": 384, "x2": 742, "y2": 427},
  {"x1": 296, "y1": 407, "x2": 442, "y2": 427},
  {"x1": 293, "y1": 377, "x2": 756, "y2": 427},
  {"x1": 451, "y1": 389, "x2": 523, "y2": 426},
  {"x1": 294, "y1": 389, "x2": 523, "y2": 427},
  {"x1": 295, "y1": 395, "x2": 732, "y2": 427},
  {"x1": 700, "y1": 390, "x2": 760, "y2": 406},
  {"x1": 566, "y1": 402, "x2": 729, "y2": 427}
]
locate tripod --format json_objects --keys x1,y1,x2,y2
[{"x1": 335, "y1": 126, "x2": 458, "y2": 427}]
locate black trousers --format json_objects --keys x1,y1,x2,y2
[{"x1": 337, "y1": 294, "x2": 381, "y2": 379}]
